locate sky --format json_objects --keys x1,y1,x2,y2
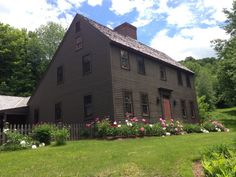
[{"x1": 0, "y1": 0, "x2": 233, "y2": 61}]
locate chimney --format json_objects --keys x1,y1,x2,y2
[{"x1": 114, "y1": 22, "x2": 137, "y2": 40}]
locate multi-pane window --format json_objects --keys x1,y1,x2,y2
[
  {"x1": 55, "y1": 102, "x2": 62, "y2": 122},
  {"x1": 57, "y1": 66, "x2": 64, "y2": 85},
  {"x1": 181, "y1": 100, "x2": 187, "y2": 119},
  {"x1": 123, "y1": 91, "x2": 133, "y2": 115},
  {"x1": 75, "y1": 21, "x2": 80, "y2": 33},
  {"x1": 186, "y1": 74, "x2": 191, "y2": 88},
  {"x1": 137, "y1": 56, "x2": 145, "y2": 74},
  {"x1": 34, "y1": 109, "x2": 39, "y2": 124},
  {"x1": 177, "y1": 71, "x2": 183, "y2": 85},
  {"x1": 160, "y1": 66, "x2": 167, "y2": 81},
  {"x1": 84, "y1": 95, "x2": 93, "y2": 118},
  {"x1": 140, "y1": 93, "x2": 149, "y2": 117},
  {"x1": 75, "y1": 37, "x2": 83, "y2": 51},
  {"x1": 189, "y1": 101, "x2": 195, "y2": 118},
  {"x1": 82, "y1": 54, "x2": 92, "y2": 75},
  {"x1": 120, "y1": 50, "x2": 130, "y2": 70}
]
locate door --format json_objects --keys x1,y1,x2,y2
[{"x1": 162, "y1": 96, "x2": 172, "y2": 121}]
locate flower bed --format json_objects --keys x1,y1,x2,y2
[{"x1": 86, "y1": 117, "x2": 229, "y2": 139}]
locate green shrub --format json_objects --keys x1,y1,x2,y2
[
  {"x1": 0, "y1": 129, "x2": 32, "y2": 151},
  {"x1": 96, "y1": 119, "x2": 111, "y2": 137},
  {"x1": 32, "y1": 124, "x2": 53, "y2": 145},
  {"x1": 152, "y1": 124, "x2": 165, "y2": 136},
  {"x1": 183, "y1": 124, "x2": 202, "y2": 133},
  {"x1": 52, "y1": 127, "x2": 70, "y2": 146},
  {"x1": 201, "y1": 145, "x2": 236, "y2": 177},
  {"x1": 202, "y1": 122, "x2": 217, "y2": 132}
]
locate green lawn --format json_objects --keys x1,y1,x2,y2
[{"x1": 0, "y1": 107, "x2": 235, "y2": 177}]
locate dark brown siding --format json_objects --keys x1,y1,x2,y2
[
  {"x1": 28, "y1": 15, "x2": 114, "y2": 123},
  {"x1": 110, "y1": 45, "x2": 199, "y2": 123}
]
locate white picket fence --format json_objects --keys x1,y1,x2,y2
[{"x1": 0, "y1": 123, "x2": 94, "y2": 145}]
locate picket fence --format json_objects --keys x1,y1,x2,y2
[{"x1": 0, "y1": 123, "x2": 94, "y2": 145}]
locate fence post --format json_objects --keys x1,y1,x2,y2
[{"x1": 3, "y1": 121, "x2": 9, "y2": 144}]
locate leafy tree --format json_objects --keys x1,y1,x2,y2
[
  {"x1": 36, "y1": 22, "x2": 65, "y2": 60},
  {"x1": 213, "y1": 1, "x2": 236, "y2": 107}
]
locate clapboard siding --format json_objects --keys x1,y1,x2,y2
[{"x1": 110, "y1": 45, "x2": 199, "y2": 123}]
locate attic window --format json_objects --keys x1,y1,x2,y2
[
  {"x1": 75, "y1": 37, "x2": 82, "y2": 51},
  {"x1": 160, "y1": 66, "x2": 167, "y2": 81},
  {"x1": 75, "y1": 21, "x2": 80, "y2": 32},
  {"x1": 186, "y1": 74, "x2": 191, "y2": 88},
  {"x1": 120, "y1": 50, "x2": 130, "y2": 70},
  {"x1": 57, "y1": 66, "x2": 64, "y2": 85}
]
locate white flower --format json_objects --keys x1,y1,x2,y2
[
  {"x1": 225, "y1": 129, "x2": 230, "y2": 132},
  {"x1": 32, "y1": 145, "x2": 37, "y2": 149},
  {"x1": 162, "y1": 127, "x2": 166, "y2": 130},
  {"x1": 3, "y1": 128, "x2": 9, "y2": 133},
  {"x1": 127, "y1": 122, "x2": 132, "y2": 126},
  {"x1": 125, "y1": 120, "x2": 128, "y2": 123},
  {"x1": 118, "y1": 124, "x2": 121, "y2": 128},
  {"x1": 162, "y1": 135, "x2": 165, "y2": 137},
  {"x1": 166, "y1": 132, "x2": 171, "y2": 136},
  {"x1": 217, "y1": 129, "x2": 221, "y2": 132},
  {"x1": 149, "y1": 124, "x2": 153, "y2": 127},
  {"x1": 113, "y1": 121, "x2": 117, "y2": 125},
  {"x1": 20, "y1": 140, "x2": 26, "y2": 147}
]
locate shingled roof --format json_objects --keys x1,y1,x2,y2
[
  {"x1": 79, "y1": 14, "x2": 193, "y2": 73},
  {"x1": 0, "y1": 95, "x2": 30, "y2": 111}
]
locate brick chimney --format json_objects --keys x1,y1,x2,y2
[{"x1": 114, "y1": 22, "x2": 137, "y2": 40}]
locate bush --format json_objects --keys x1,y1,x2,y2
[
  {"x1": 32, "y1": 124, "x2": 54, "y2": 145},
  {"x1": 96, "y1": 119, "x2": 112, "y2": 137},
  {"x1": 0, "y1": 129, "x2": 32, "y2": 151},
  {"x1": 183, "y1": 124, "x2": 202, "y2": 133},
  {"x1": 52, "y1": 127, "x2": 70, "y2": 146},
  {"x1": 201, "y1": 145, "x2": 236, "y2": 177},
  {"x1": 202, "y1": 122, "x2": 217, "y2": 132}
]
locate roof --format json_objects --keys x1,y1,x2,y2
[
  {"x1": 79, "y1": 14, "x2": 193, "y2": 73},
  {"x1": 0, "y1": 95, "x2": 30, "y2": 111}
]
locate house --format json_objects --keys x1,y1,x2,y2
[{"x1": 0, "y1": 13, "x2": 199, "y2": 125}]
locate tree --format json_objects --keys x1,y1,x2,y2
[
  {"x1": 213, "y1": 1, "x2": 236, "y2": 107},
  {"x1": 36, "y1": 22, "x2": 65, "y2": 60}
]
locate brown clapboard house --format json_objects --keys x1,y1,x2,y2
[{"x1": 0, "y1": 13, "x2": 199, "y2": 125}]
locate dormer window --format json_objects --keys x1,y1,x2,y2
[{"x1": 120, "y1": 50, "x2": 130, "y2": 70}]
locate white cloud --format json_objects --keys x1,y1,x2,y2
[
  {"x1": 109, "y1": 0, "x2": 136, "y2": 15},
  {"x1": 87, "y1": 0, "x2": 103, "y2": 6},
  {"x1": 167, "y1": 4, "x2": 195, "y2": 27},
  {"x1": 150, "y1": 26, "x2": 229, "y2": 60},
  {"x1": 0, "y1": 0, "x2": 103, "y2": 30}
]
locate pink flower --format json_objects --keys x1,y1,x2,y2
[
  {"x1": 170, "y1": 119, "x2": 174, "y2": 122},
  {"x1": 140, "y1": 127, "x2": 145, "y2": 132},
  {"x1": 142, "y1": 118, "x2": 146, "y2": 122},
  {"x1": 161, "y1": 123, "x2": 166, "y2": 127},
  {"x1": 86, "y1": 123, "x2": 91, "y2": 128}
]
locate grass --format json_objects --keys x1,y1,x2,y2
[
  {"x1": 0, "y1": 107, "x2": 235, "y2": 177},
  {"x1": 209, "y1": 107, "x2": 236, "y2": 131}
]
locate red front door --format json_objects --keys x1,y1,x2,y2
[{"x1": 162, "y1": 96, "x2": 172, "y2": 121}]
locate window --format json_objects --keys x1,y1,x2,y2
[
  {"x1": 140, "y1": 93, "x2": 149, "y2": 117},
  {"x1": 189, "y1": 101, "x2": 195, "y2": 118},
  {"x1": 120, "y1": 50, "x2": 130, "y2": 70},
  {"x1": 137, "y1": 56, "x2": 145, "y2": 74},
  {"x1": 84, "y1": 95, "x2": 93, "y2": 118},
  {"x1": 181, "y1": 100, "x2": 187, "y2": 119},
  {"x1": 123, "y1": 91, "x2": 133, "y2": 115},
  {"x1": 82, "y1": 54, "x2": 92, "y2": 75},
  {"x1": 186, "y1": 74, "x2": 191, "y2": 88},
  {"x1": 177, "y1": 71, "x2": 183, "y2": 85},
  {"x1": 57, "y1": 66, "x2": 63, "y2": 85},
  {"x1": 34, "y1": 109, "x2": 39, "y2": 124},
  {"x1": 75, "y1": 37, "x2": 83, "y2": 51},
  {"x1": 75, "y1": 21, "x2": 80, "y2": 32},
  {"x1": 55, "y1": 102, "x2": 62, "y2": 122},
  {"x1": 160, "y1": 66, "x2": 167, "y2": 81}
]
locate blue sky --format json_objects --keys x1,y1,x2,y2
[{"x1": 0, "y1": 0, "x2": 233, "y2": 60}]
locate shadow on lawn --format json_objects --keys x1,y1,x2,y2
[
  {"x1": 221, "y1": 110, "x2": 236, "y2": 117},
  {"x1": 221, "y1": 119, "x2": 236, "y2": 131}
]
